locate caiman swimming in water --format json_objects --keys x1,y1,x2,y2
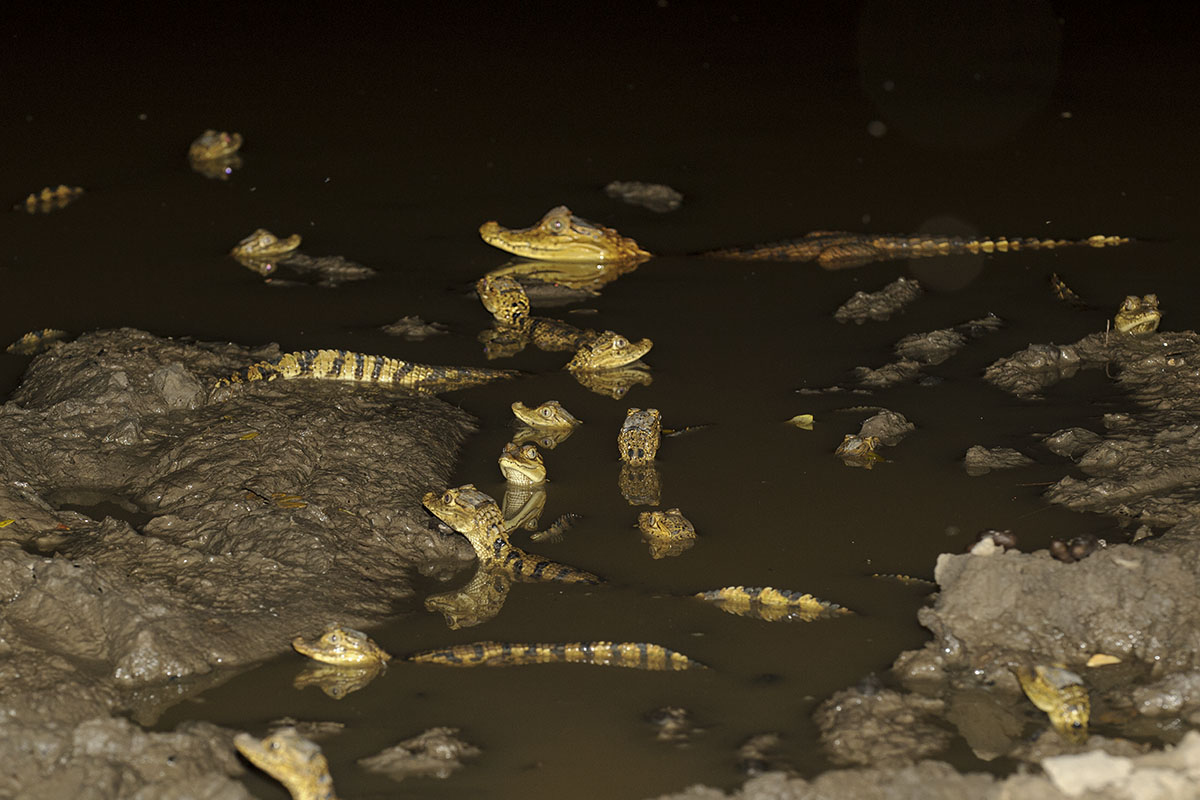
[
  {"x1": 235, "y1": 727, "x2": 339, "y2": 800},
  {"x1": 476, "y1": 274, "x2": 653, "y2": 370},
  {"x1": 409, "y1": 640, "x2": 704, "y2": 670},
  {"x1": 423, "y1": 484, "x2": 601, "y2": 584},
  {"x1": 480, "y1": 205, "x2": 1129, "y2": 270}
]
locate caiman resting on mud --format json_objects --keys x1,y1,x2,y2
[
  {"x1": 213, "y1": 349, "x2": 515, "y2": 394},
  {"x1": 480, "y1": 205, "x2": 1130, "y2": 269}
]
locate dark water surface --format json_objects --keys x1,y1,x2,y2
[{"x1": 5, "y1": 3, "x2": 1199, "y2": 797}]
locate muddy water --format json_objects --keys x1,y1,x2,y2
[{"x1": 5, "y1": 3, "x2": 1199, "y2": 798}]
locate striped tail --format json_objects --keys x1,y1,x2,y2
[
  {"x1": 408, "y1": 641, "x2": 705, "y2": 670},
  {"x1": 499, "y1": 543, "x2": 603, "y2": 584},
  {"x1": 704, "y1": 232, "x2": 1130, "y2": 270},
  {"x1": 214, "y1": 349, "x2": 516, "y2": 391}
]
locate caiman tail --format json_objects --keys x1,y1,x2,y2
[
  {"x1": 408, "y1": 641, "x2": 705, "y2": 670},
  {"x1": 214, "y1": 349, "x2": 516, "y2": 393},
  {"x1": 703, "y1": 232, "x2": 1130, "y2": 270}
]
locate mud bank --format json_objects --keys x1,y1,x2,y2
[
  {"x1": 654, "y1": 732, "x2": 1200, "y2": 800},
  {"x1": 0, "y1": 329, "x2": 476, "y2": 797},
  {"x1": 657, "y1": 328, "x2": 1200, "y2": 800}
]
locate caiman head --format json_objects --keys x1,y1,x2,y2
[
  {"x1": 1113, "y1": 294, "x2": 1161, "y2": 334},
  {"x1": 565, "y1": 330, "x2": 653, "y2": 371},
  {"x1": 511, "y1": 399, "x2": 581, "y2": 429},
  {"x1": 423, "y1": 484, "x2": 505, "y2": 534},
  {"x1": 292, "y1": 624, "x2": 392, "y2": 667},
  {"x1": 498, "y1": 441, "x2": 547, "y2": 486},
  {"x1": 234, "y1": 728, "x2": 336, "y2": 800},
  {"x1": 479, "y1": 205, "x2": 651, "y2": 263}
]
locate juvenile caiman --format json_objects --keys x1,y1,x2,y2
[
  {"x1": 213, "y1": 349, "x2": 515, "y2": 394},
  {"x1": 292, "y1": 624, "x2": 392, "y2": 668},
  {"x1": 234, "y1": 727, "x2": 339, "y2": 800},
  {"x1": 1015, "y1": 664, "x2": 1090, "y2": 744},
  {"x1": 476, "y1": 274, "x2": 653, "y2": 370},
  {"x1": 619, "y1": 407, "x2": 662, "y2": 465},
  {"x1": 481, "y1": 205, "x2": 1129, "y2": 270},
  {"x1": 423, "y1": 484, "x2": 601, "y2": 584},
  {"x1": 511, "y1": 399, "x2": 582, "y2": 429},
  {"x1": 498, "y1": 441, "x2": 549, "y2": 532}
]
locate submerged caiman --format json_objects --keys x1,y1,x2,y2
[
  {"x1": 409, "y1": 640, "x2": 704, "y2": 670},
  {"x1": 480, "y1": 205, "x2": 1129, "y2": 270}
]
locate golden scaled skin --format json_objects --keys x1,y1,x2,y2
[
  {"x1": 423, "y1": 485, "x2": 506, "y2": 546},
  {"x1": 479, "y1": 205, "x2": 651, "y2": 263},
  {"x1": 618, "y1": 408, "x2": 662, "y2": 465},
  {"x1": 234, "y1": 727, "x2": 339, "y2": 800},
  {"x1": 1113, "y1": 294, "x2": 1162, "y2": 334},
  {"x1": 292, "y1": 625, "x2": 392, "y2": 668},
  {"x1": 231, "y1": 228, "x2": 302, "y2": 260},
  {"x1": 1016, "y1": 664, "x2": 1090, "y2": 744},
  {"x1": 695, "y1": 586, "x2": 852, "y2": 623},
  {"x1": 423, "y1": 484, "x2": 601, "y2": 584},
  {"x1": 477, "y1": 274, "x2": 532, "y2": 327},
  {"x1": 566, "y1": 330, "x2": 653, "y2": 371},
  {"x1": 19, "y1": 185, "x2": 84, "y2": 213},
  {"x1": 638, "y1": 508, "x2": 696, "y2": 559},
  {"x1": 188, "y1": 129, "x2": 243, "y2": 161},
  {"x1": 512, "y1": 400, "x2": 581, "y2": 429},
  {"x1": 835, "y1": 434, "x2": 884, "y2": 469},
  {"x1": 6, "y1": 328, "x2": 69, "y2": 355},
  {"x1": 409, "y1": 640, "x2": 703, "y2": 670},
  {"x1": 498, "y1": 441, "x2": 547, "y2": 486}
]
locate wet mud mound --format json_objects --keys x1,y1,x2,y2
[{"x1": 0, "y1": 328, "x2": 477, "y2": 797}]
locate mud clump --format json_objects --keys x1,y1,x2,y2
[
  {"x1": 814, "y1": 683, "x2": 949, "y2": 767},
  {"x1": 988, "y1": 331, "x2": 1200, "y2": 525},
  {"x1": 651, "y1": 732, "x2": 1200, "y2": 799},
  {"x1": 0, "y1": 328, "x2": 479, "y2": 797},
  {"x1": 358, "y1": 726, "x2": 481, "y2": 782},
  {"x1": 833, "y1": 276, "x2": 923, "y2": 324}
]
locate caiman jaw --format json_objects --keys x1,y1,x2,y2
[{"x1": 479, "y1": 205, "x2": 650, "y2": 262}]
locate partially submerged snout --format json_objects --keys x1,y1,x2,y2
[{"x1": 480, "y1": 205, "x2": 651, "y2": 263}]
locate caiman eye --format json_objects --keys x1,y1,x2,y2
[
  {"x1": 328, "y1": 633, "x2": 340, "y2": 644},
  {"x1": 550, "y1": 218, "x2": 565, "y2": 232},
  {"x1": 523, "y1": 445, "x2": 538, "y2": 458},
  {"x1": 442, "y1": 491, "x2": 453, "y2": 504},
  {"x1": 613, "y1": 336, "x2": 627, "y2": 348},
  {"x1": 540, "y1": 406, "x2": 553, "y2": 417}
]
